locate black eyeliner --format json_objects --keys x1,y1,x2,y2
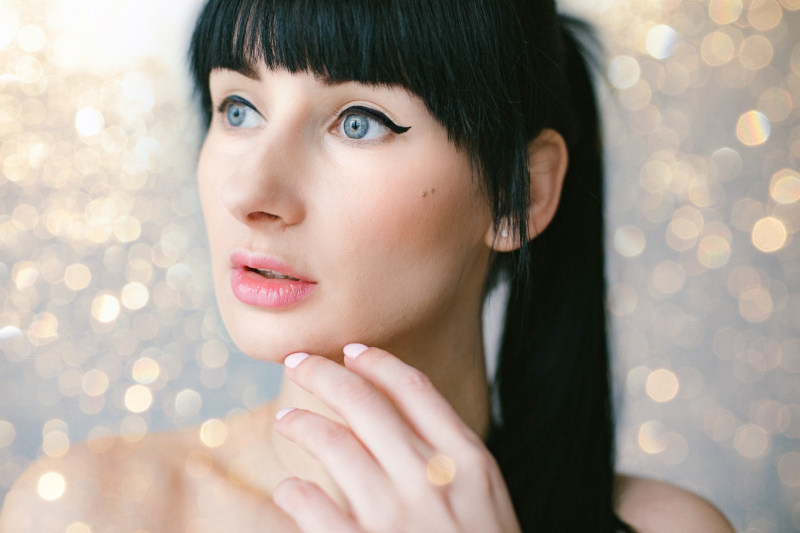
[
  {"x1": 342, "y1": 106, "x2": 411, "y2": 134},
  {"x1": 216, "y1": 95, "x2": 257, "y2": 114}
]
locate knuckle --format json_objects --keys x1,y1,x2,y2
[
  {"x1": 396, "y1": 369, "x2": 434, "y2": 394},
  {"x1": 313, "y1": 420, "x2": 349, "y2": 448},
  {"x1": 332, "y1": 376, "x2": 376, "y2": 405}
]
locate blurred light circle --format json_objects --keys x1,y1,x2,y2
[
  {"x1": 646, "y1": 369, "x2": 680, "y2": 403},
  {"x1": 16, "y1": 25, "x2": 46, "y2": 53},
  {"x1": 734, "y1": 424, "x2": 769, "y2": 459},
  {"x1": 0, "y1": 421, "x2": 16, "y2": 447},
  {"x1": 751, "y1": 216, "x2": 787, "y2": 252},
  {"x1": 646, "y1": 25, "x2": 678, "y2": 59},
  {"x1": 638, "y1": 421, "x2": 667, "y2": 454},
  {"x1": 200, "y1": 419, "x2": 228, "y2": 448},
  {"x1": 124, "y1": 385, "x2": 153, "y2": 413},
  {"x1": 738, "y1": 287, "x2": 774, "y2": 323},
  {"x1": 652, "y1": 260, "x2": 686, "y2": 295},
  {"x1": 614, "y1": 225, "x2": 646, "y2": 257},
  {"x1": 736, "y1": 110, "x2": 770, "y2": 146},
  {"x1": 37, "y1": 472, "x2": 66, "y2": 501},
  {"x1": 175, "y1": 389, "x2": 202, "y2": 417},
  {"x1": 91, "y1": 293, "x2": 120, "y2": 323},
  {"x1": 74, "y1": 107, "x2": 105, "y2": 137},
  {"x1": 64, "y1": 263, "x2": 91, "y2": 291},
  {"x1": 608, "y1": 55, "x2": 640, "y2": 89},
  {"x1": 81, "y1": 369, "x2": 109, "y2": 397},
  {"x1": 701, "y1": 31, "x2": 735, "y2": 66},
  {"x1": 114, "y1": 215, "x2": 142, "y2": 243},
  {"x1": 748, "y1": 0, "x2": 783, "y2": 30},
  {"x1": 770, "y1": 169, "x2": 800, "y2": 204},
  {"x1": 698, "y1": 235, "x2": 732, "y2": 269},
  {"x1": 709, "y1": 0, "x2": 743, "y2": 24},
  {"x1": 132, "y1": 357, "x2": 160, "y2": 385},
  {"x1": 121, "y1": 282, "x2": 149, "y2": 311},
  {"x1": 739, "y1": 35, "x2": 774, "y2": 71}
]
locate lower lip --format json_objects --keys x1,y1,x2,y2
[{"x1": 230, "y1": 268, "x2": 316, "y2": 308}]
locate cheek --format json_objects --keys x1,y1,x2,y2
[{"x1": 330, "y1": 149, "x2": 491, "y2": 297}]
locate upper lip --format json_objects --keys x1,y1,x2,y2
[{"x1": 230, "y1": 250, "x2": 315, "y2": 283}]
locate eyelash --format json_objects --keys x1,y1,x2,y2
[{"x1": 214, "y1": 97, "x2": 412, "y2": 137}]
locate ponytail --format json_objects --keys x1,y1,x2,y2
[{"x1": 486, "y1": 18, "x2": 634, "y2": 533}]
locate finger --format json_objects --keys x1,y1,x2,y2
[
  {"x1": 274, "y1": 407, "x2": 391, "y2": 518},
  {"x1": 273, "y1": 477, "x2": 360, "y2": 533},
  {"x1": 342, "y1": 345, "x2": 480, "y2": 451},
  {"x1": 283, "y1": 353, "x2": 431, "y2": 486}
]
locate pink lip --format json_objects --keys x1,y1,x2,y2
[{"x1": 229, "y1": 250, "x2": 316, "y2": 309}]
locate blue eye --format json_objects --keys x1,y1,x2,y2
[
  {"x1": 219, "y1": 97, "x2": 263, "y2": 129},
  {"x1": 341, "y1": 113, "x2": 387, "y2": 140}
]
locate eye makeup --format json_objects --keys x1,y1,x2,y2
[{"x1": 338, "y1": 105, "x2": 411, "y2": 134}]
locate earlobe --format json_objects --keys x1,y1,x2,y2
[{"x1": 485, "y1": 129, "x2": 568, "y2": 252}]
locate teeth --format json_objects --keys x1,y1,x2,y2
[{"x1": 252, "y1": 268, "x2": 299, "y2": 281}]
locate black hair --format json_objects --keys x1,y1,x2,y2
[{"x1": 190, "y1": 1, "x2": 633, "y2": 531}]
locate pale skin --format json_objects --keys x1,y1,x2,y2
[{"x1": 0, "y1": 66, "x2": 735, "y2": 533}]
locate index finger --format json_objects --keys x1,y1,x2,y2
[{"x1": 341, "y1": 344, "x2": 484, "y2": 452}]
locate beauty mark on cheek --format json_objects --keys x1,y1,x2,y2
[{"x1": 420, "y1": 187, "x2": 436, "y2": 198}]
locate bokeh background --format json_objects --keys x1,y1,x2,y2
[{"x1": 0, "y1": 0, "x2": 798, "y2": 530}]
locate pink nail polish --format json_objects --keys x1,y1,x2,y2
[
  {"x1": 284, "y1": 352, "x2": 310, "y2": 369},
  {"x1": 275, "y1": 407, "x2": 296, "y2": 420},
  {"x1": 343, "y1": 343, "x2": 369, "y2": 359}
]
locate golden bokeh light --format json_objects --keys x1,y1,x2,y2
[
  {"x1": 63, "y1": 263, "x2": 92, "y2": 291},
  {"x1": 199, "y1": 419, "x2": 228, "y2": 448},
  {"x1": 608, "y1": 55, "x2": 640, "y2": 89},
  {"x1": 646, "y1": 25, "x2": 677, "y2": 60},
  {"x1": 81, "y1": 369, "x2": 109, "y2": 397},
  {"x1": 91, "y1": 293, "x2": 120, "y2": 323},
  {"x1": 646, "y1": 369, "x2": 680, "y2": 403},
  {"x1": 734, "y1": 424, "x2": 769, "y2": 459},
  {"x1": 37, "y1": 471, "x2": 66, "y2": 501},
  {"x1": 709, "y1": 0, "x2": 743, "y2": 24},
  {"x1": 736, "y1": 110, "x2": 771, "y2": 146},
  {"x1": 770, "y1": 169, "x2": 800, "y2": 204},
  {"x1": 426, "y1": 454, "x2": 456, "y2": 486},
  {"x1": 751, "y1": 216, "x2": 788, "y2": 252},
  {"x1": 121, "y1": 282, "x2": 149, "y2": 311},
  {"x1": 124, "y1": 385, "x2": 153, "y2": 414},
  {"x1": 614, "y1": 225, "x2": 646, "y2": 258},
  {"x1": 132, "y1": 357, "x2": 160, "y2": 385}
]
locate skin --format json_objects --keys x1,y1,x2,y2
[{"x1": 0, "y1": 67, "x2": 735, "y2": 533}]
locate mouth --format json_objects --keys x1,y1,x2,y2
[{"x1": 246, "y1": 267, "x2": 301, "y2": 281}]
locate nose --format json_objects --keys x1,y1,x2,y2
[{"x1": 220, "y1": 134, "x2": 307, "y2": 229}]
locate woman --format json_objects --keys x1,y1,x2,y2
[{"x1": 1, "y1": 0, "x2": 734, "y2": 531}]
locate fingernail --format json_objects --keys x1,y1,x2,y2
[
  {"x1": 275, "y1": 407, "x2": 296, "y2": 420},
  {"x1": 343, "y1": 343, "x2": 369, "y2": 359},
  {"x1": 284, "y1": 352, "x2": 310, "y2": 369}
]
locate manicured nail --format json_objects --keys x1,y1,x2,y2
[
  {"x1": 343, "y1": 343, "x2": 369, "y2": 359},
  {"x1": 284, "y1": 352, "x2": 310, "y2": 369},
  {"x1": 275, "y1": 407, "x2": 296, "y2": 421}
]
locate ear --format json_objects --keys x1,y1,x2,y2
[{"x1": 485, "y1": 128, "x2": 568, "y2": 252}]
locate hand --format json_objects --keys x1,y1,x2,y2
[{"x1": 272, "y1": 344, "x2": 521, "y2": 533}]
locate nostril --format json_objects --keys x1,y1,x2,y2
[{"x1": 247, "y1": 211, "x2": 281, "y2": 222}]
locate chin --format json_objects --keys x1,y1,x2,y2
[{"x1": 223, "y1": 315, "x2": 350, "y2": 364}]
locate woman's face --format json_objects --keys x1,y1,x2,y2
[{"x1": 198, "y1": 65, "x2": 494, "y2": 361}]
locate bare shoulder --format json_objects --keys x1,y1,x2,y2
[
  {"x1": 615, "y1": 474, "x2": 735, "y2": 533},
  {"x1": 0, "y1": 431, "x2": 190, "y2": 532}
]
